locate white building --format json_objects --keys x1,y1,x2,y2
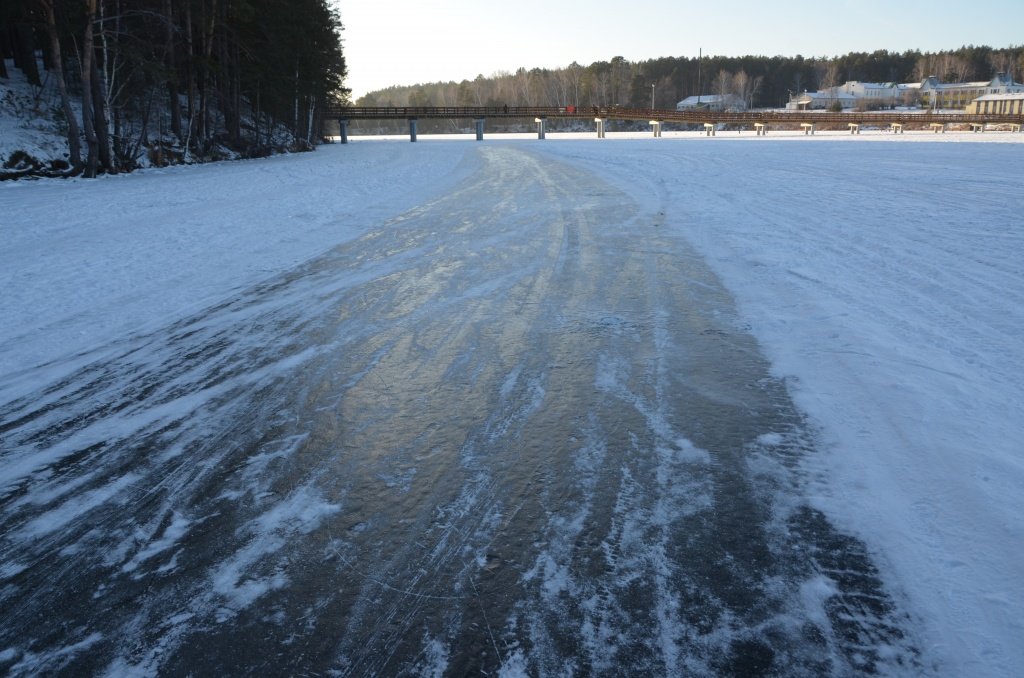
[
  {"x1": 896, "y1": 82, "x2": 921, "y2": 106},
  {"x1": 840, "y1": 81, "x2": 899, "y2": 104},
  {"x1": 675, "y1": 94, "x2": 746, "y2": 112},
  {"x1": 919, "y1": 73, "x2": 1024, "y2": 108},
  {"x1": 838, "y1": 81, "x2": 921, "y2": 108},
  {"x1": 786, "y1": 90, "x2": 857, "y2": 110},
  {"x1": 789, "y1": 73, "x2": 1023, "y2": 111}
]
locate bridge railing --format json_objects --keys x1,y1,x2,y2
[
  {"x1": 324, "y1": 105, "x2": 617, "y2": 119},
  {"x1": 322, "y1": 104, "x2": 1024, "y2": 127}
]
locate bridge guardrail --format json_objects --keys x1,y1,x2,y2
[{"x1": 322, "y1": 105, "x2": 1024, "y2": 128}]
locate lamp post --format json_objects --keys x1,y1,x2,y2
[{"x1": 697, "y1": 47, "x2": 702, "y2": 106}]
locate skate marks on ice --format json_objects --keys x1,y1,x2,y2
[
  {"x1": 0, "y1": 146, "x2": 921, "y2": 675},
  {"x1": 482, "y1": 175, "x2": 922, "y2": 676}
]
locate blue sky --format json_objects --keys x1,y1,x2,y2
[{"x1": 334, "y1": 0, "x2": 1024, "y2": 98}]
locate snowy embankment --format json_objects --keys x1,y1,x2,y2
[{"x1": 2, "y1": 131, "x2": 1023, "y2": 675}]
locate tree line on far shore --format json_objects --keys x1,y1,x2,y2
[
  {"x1": 356, "y1": 46, "x2": 1024, "y2": 126},
  {"x1": 1, "y1": 0, "x2": 347, "y2": 177}
]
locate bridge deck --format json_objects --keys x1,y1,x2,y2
[{"x1": 323, "y1": 105, "x2": 1024, "y2": 128}]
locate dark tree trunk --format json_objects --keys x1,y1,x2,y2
[
  {"x1": 215, "y1": 35, "x2": 239, "y2": 145},
  {"x1": 254, "y1": 84, "x2": 261, "y2": 151},
  {"x1": 41, "y1": 0, "x2": 82, "y2": 169},
  {"x1": 80, "y1": 0, "x2": 99, "y2": 177},
  {"x1": 233, "y1": 41, "x2": 242, "y2": 145},
  {"x1": 13, "y1": 21, "x2": 41, "y2": 86},
  {"x1": 164, "y1": 0, "x2": 181, "y2": 140},
  {"x1": 183, "y1": 0, "x2": 195, "y2": 152},
  {"x1": 1, "y1": 24, "x2": 14, "y2": 77},
  {"x1": 91, "y1": 57, "x2": 114, "y2": 172},
  {"x1": 197, "y1": 0, "x2": 216, "y2": 150}
]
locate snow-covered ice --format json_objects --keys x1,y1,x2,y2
[
  {"x1": 2, "y1": 129, "x2": 1023, "y2": 675},
  {"x1": 0, "y1": 143, "x2": 477, "y2": 383},
  {"x1": 526, "y1": 131, "x2": 1024, "y2": 677}
]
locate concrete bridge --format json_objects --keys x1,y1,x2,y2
[{"x1": 322, "y1": 104, "x2": 1024, "y2": 141}]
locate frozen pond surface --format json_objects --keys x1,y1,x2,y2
[
  {"x1": 1, "y1": 146, "x2": 922, "y2": 675},
  {"x1": 2, "y1": 134, "x2": 1022, "y2": 675}
]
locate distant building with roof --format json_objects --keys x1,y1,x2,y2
[
  {"x1": 785, "y1": 90, "x2": 857, "y2": 110},
  {"x1": 841, "y1": 81, "x2": 898, "y2": 100},
  {"x1": 919, "y1": 73, "x2": 1024, "y2": 108},
  {"x1": 788, "y1": 73, "x2": 1023, "y2": 111},
  {"x1": 838, "y1": 81, "x2": 919, "y2": 108},
  {"x1": 965, "y1": 92, "x2": 1024, "y2": 115},
  {"x1": 675, "y1": 94, "x2": 746, "y2": 112}
]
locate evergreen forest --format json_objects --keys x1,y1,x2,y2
[{"x1": 1, "y1": 0, "x2": 347, "y2": 177}]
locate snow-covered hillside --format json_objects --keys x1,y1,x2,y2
[
  {"x1": 2, "y1": 124, "x2": 1023, "y2": 675},
  {"x1": 0, "y1": 60, "x2": 77, "y2": 170},
  {"x1": 1, "y1": 57, "x2": 303, "y2": 175}
]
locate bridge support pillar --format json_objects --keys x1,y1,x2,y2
[
  {"x1": 535, "y1": 117, "x2": 546, "y2": 140},
  {"x1": 754, "y1": 122, "x2": 768, "y2": 136},
  {"x1": 800, "y1": 123, "x2": 815, "y2": 135},
  {"x1": 848, "y1": 123, "x2": 861, "y2": 134},
  {"x1": 970, "y1": 123, "x2": 985, "y2": 133},
  {"x1": 649, "y1": 121, "x2": 663, "y2": 137},
  {"x1": 409, "y1": 118, "x2": 418, "y2": 142},
  {"x1": 338, "y1": 119, "x2": 349, "y2": 144},
  {"x1": 889, "y1": 123, "x2": 903, "y2": 134},
  {"x1": 595, "y1": 118, "x2": 607, "y2": 138},
  {"x1": 703, "y1": 123, "x2": 716, "y2": 136},
  {"x1": 930, "y1": 123, "x2": 946, "y2": 133},
  {"x1": 475, "y1": 119, "x2": 485, "y2": 141}
]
